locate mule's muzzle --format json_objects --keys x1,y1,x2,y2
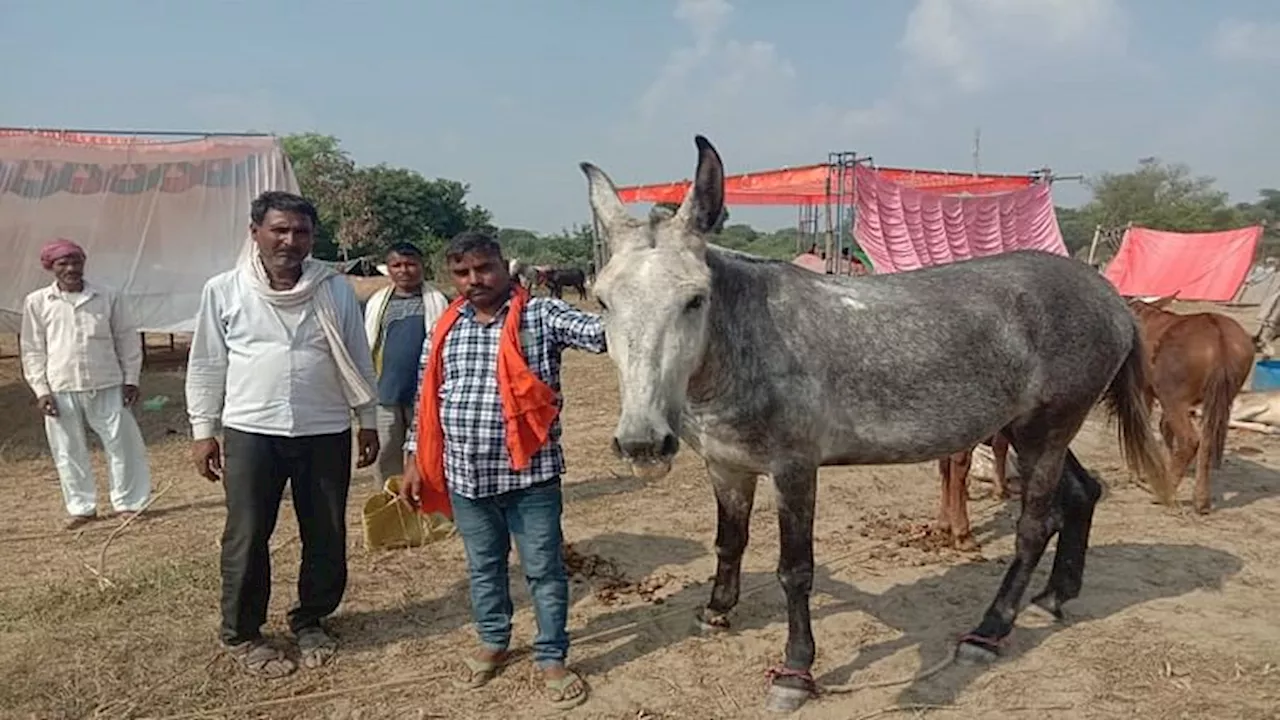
[{"x1": 612, "y1": 432, "x2": 679, "y2": 479}]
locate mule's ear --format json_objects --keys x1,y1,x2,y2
[
  {"x1": 579, "y1": 162, "x2": 631, "y2": 233},
  {"x1": 674, "y1": 135, "x2": 726, "y2": 239}
]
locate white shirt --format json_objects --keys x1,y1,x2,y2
[
  {"x1": 184, "y1": 268, "x2": 378, "y2": 441},
  {"x1": 20, "y1": 281, "x2": 142, "y2": 398}
]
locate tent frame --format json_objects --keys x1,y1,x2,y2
[
  {"x1": 0, "y1": 126, "x2": 283, "y2": 364},
  {"x1": 592, "y1": 152, "x2": 1061, "y2": 274}
]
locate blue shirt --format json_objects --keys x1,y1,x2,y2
[
  {"x1": 403, "y1": 295, "x2": 607, "y2": 499},
  {"x1": 376, "y1": 293, "x2": 426, "y2": 407}
]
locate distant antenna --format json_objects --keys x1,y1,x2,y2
[{"x1": 972, "y1": 127, "x2": 981, "y2": 175}]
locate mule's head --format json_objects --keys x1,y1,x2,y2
[{"x1": 578, "y1": 135, "x2": 726, "y2": 478}]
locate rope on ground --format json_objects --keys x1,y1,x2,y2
[
  {"x1": 821, "y1": 644, "x2": 958, "y2": 695},
  {"x1": 142, "y1": 673, "x2": 451, "y2": 720},
  {"x1": 93, "y1": 480, "x2": 177, "y2": 590},
  {"x1": 851, "y1": 703, "x2": 1072, "y2": 720}
]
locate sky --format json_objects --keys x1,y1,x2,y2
[{"x1": 3, "y1": 0, "x2": 1278, "y2": 233}]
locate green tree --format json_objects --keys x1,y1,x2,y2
[
  {"x1": 1081, "y1": 158, "x2": 1242, "y2": 233},
  {"x1": 653, "y1": 202, "x2": 730, "y2": 233},
  {"x1": 355, "y1": 165, "x2": 494, "y2": 260},
  {"x1": 281, "y1": 133, "x2": 377, "y2": 259},
  {"x1": 1054, "y1": 205, "x2": 1096, "y2": 256},
  {"x1": 281, "y1": 133, "x2": 494, "y2": 262}
]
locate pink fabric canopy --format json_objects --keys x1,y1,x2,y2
[
  {"x1": 1103, "y1": 225, "x2": 1263, "y2": 302},
  {"x1": 853, "y1": 164, "x2": 1067, "y2": 274}
]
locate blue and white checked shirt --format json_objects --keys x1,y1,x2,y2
[{"x1": 403, "y1": 294, "x2": 607, "y2": 499}]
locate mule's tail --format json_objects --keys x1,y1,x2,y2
[{"x1": 1105, "y1": 321, "x2": 1173, "y2": 505}]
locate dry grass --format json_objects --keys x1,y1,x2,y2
[{"x1": 1, "y1": 300, "x2": 1279, "y2": 720}]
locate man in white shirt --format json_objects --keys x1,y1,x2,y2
[
  {"x1": 362, "y1": 242, "x2": 449, "y2": 485},
  {"x1": 20, "y1": 238, "x2": 152, "y2": 530},
  {"x1": 185, "y1": 191, "x2": 380, "y2": 679}
]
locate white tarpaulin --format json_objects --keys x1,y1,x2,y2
[{"x1": 0, "y1": 131, "x2": 299, "y2": 333}]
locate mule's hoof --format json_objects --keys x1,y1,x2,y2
[
  {"x1": 694, "y1": 609, "x2": 730, "y2": 635},
  {"x1": 764, "y1": 684, "x2": 812, "y2": 713},
  {"x1": 956, "y1": 637, "x2": 1000, "y2": 665},
  {"x1": 1029, "y1": 592, "x2": 1065, "y2": 621}
]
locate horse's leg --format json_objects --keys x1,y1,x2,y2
[
  {"x1": 1030, "y1": 449, "x2": 1102, "y2": 619},
  {"x1": 1158, "y1": 414, "x2": 1176, "y2": 455},
  {"x1": 1164, "y1": 401, "x2": 1199, "y2": 499},
  {"x1": 992, "y1": 433, "x2": 1011, "y2": 498},
  {"x1": 958, "y1": 421, "x2": 1074, "y2": 663},
  {"x1": 949, "y1": 449, "x2": 979, "y2": 551},
  {"x1": 764, "y1": 463, "x2": 819, "y2": 712},
  {"x1": 934, "y1": 457, "x2": 954, "y2": 538},
  {"x1": 942, "y1": 448, "x2": 977, "y2": 548},
  {"x1": 697, "y1": 461, "x2": 758, "y2": 633}
]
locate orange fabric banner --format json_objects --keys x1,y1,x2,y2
[
  {"x1": 616, "y1": 164, "x2": 1036, "y2": 206},
  {"x1": 1103, "y1": 225, "x2": 1264, "y2": 302}
]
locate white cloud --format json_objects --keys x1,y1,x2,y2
[
  {"x1": 1209, "y1": 18, "x2": 1280, "y2": 64},
  {"x1": 620, "y1": 0, "x2": 892, "y2": 168},
  {"x1": 900, "y1": 0, "x2": 1127, "y2": 93},
  {"x1": 185, "y1": 90, "x2": 316, "y2": 135}
]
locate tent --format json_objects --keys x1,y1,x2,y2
[
  {"x1": 612, "y1": 157, "x2": 1043, "y2": 275},
  {"x1": 1103, "y1": 225, "x2": 1264, "y2": 302},
  {"x1": 851, "y1": 164, "x2": 1067, "y2": 273},
  {"x1": 1233, "y1": 261, "x2": 1280, "y2": 305},
  {"x1": 0, "y1": 130, "x2": 298, "y2": 334}
]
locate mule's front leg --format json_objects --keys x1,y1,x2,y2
[
  {"x1": 698, "y1": 462, "x2": 758, "y2": 633},
  {"x1": 765, "y1": 465, "x2": 819, "y2": 713},
  {"x1": 960, "y1": 444, "x2": 1064, "y2": 663}
]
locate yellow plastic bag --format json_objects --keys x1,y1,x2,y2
[{"x1": 361, "y1": 476, "x2": 455, "y2": 551}]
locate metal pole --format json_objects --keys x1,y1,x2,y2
[
  {"x1": 1086, "y1": 225, "x2": 1102, "y2": 266},
  {"x1": 0, "y1": 126, "x2": 273, "y2": 137},
  {"x1": 823, "y1": 172, "x2": 835, "y2": 273}
]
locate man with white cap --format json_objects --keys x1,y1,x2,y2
[{"x1": 19, "y1": 238, "x2": 152, "y2": 530}]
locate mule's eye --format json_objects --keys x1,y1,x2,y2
[{"x1": 685, "y1": 295, "x2": 705, "y2": 313}]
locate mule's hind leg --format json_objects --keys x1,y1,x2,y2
[
  {"x1": 1030, "y1": 449, "x2": 1102, "y2": 619},
  {"x1": 959, "y1": 427, "x2": 1072, "y2": 663},
  {"x1": 698, "y1": 461, "x2": 758, "y2": 633}
]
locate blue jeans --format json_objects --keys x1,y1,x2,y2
[{"x1": 450, "y1": 478, "x2": 569, "y2": 667}]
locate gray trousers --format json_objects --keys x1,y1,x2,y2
[{"x1": 375, "y1": 404, "x2": 413, "y2": 484}]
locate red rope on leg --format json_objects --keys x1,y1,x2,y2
[{"x1": 765, "y1": 665, "x2": 818, "y2": 696}]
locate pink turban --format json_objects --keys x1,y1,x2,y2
[{"x1": 40, "y1": 239, "x2": 85, "y2": 270}]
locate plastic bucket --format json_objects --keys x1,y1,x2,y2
[{"x1": 1252, "y1": 359, "x2": 1280, "y2": 391}]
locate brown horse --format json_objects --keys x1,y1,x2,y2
[
  {"x1": 1128, "y1": 296, "x2": 1254, "y2": 513},
  {"x1": 935, "y1": 433, "x2": 1011, "y2": 551}
]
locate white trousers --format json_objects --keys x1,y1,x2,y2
[{"x1": 44, "y1": 386, "x2": 152, "y2": 516}]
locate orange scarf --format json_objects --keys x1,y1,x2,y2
[{"x1": 412, "y1": 286, "x2": 560, "y2": 519}]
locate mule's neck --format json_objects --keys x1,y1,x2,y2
[{"x1": 687, "y1": 248, "x2": 765, "y2": 405}]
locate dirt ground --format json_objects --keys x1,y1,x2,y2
[{"x1": 1, "y1": 299, "x2": 1278, "y2": 720}]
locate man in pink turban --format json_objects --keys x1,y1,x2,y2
[
  {"x1": 39, "y1": 238, "x2": 85, "y2": 271},
  {"x1": 19, "y1": 238, "x2": 152, "y2": 530}
]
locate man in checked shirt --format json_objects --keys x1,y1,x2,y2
[{"x1": 400, "y1": 230, "x2": 605, "y2": 711}]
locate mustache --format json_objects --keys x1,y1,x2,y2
[{"x1": 466, "y1": 286, "x2": 493, "y2": 297}]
